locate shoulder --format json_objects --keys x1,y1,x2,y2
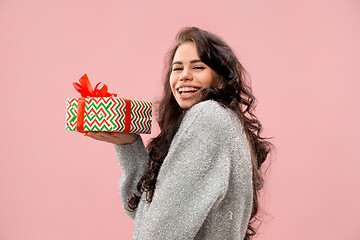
[
  {"x1": 188, "y1": 99, "x2": 227, "y2": 115},
  {"x1": 185, "y1": 100, "x2": 237, "y2": 126},
  {"x1": 179, "y1": 100, "x2": 244, "y2": 139}
]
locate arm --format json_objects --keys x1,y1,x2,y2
[
  {"x1": 114, "y1": 136, "x2": 149, "y2": 220},
  {"x1": 137, "y1": 102, "x2": 232, "y2": 239}
]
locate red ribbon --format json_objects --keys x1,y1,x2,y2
[
  {"x1": 73, "y1": 74, "x2": 131, "y2": 133},
  {"x1": 77, "y1": 97, "x2": 86, "y2": 132},
  {"x1": 124, "y1": 99, "x2": 132, "y2": 133},
  {"x1": 73, "y1": 74, "x2": 117, "y2": 97}
]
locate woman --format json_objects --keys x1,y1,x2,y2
[{"x1": 85, "y1": 26, "x2": 273, "y2": 240}]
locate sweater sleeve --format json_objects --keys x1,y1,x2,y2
[
  {"x1": 114, "y1": 136, "x2": 149, "y2": 220},
  {"x1": 137, "y1": 101, "x2": 232, "y2": 240}
]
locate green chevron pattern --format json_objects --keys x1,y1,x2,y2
[{"x1": 65, "y1": 97, "x2": 152, "y2": 133}]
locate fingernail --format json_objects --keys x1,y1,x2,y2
[
  {"x1": 110, "y1": 133, "x2": 114, "y2": 136},
  {"x1": 87, "y1": 133, "x2": 92, "y2": 136},
  {"x1": 83, "y1": 133, "x2": 87, "y2": 136},
  {"x1": 96, "y1": 133, "x2": 101, "y2": 136}
]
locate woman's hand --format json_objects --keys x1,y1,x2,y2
[{"x1": 83, "y1": 131, "x2": 139, "y2": 145}]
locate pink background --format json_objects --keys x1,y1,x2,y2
[{"x1": 1, "y1": 0, "x2": 359, "y2": 239}]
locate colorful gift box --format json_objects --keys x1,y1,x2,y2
[{"x1": 65, "y1": 74, "x2": 152, "y2": 134}]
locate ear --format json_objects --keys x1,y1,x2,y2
[
  {"x1": 216, "y1": 76, "x2": 223, "y2": 89},
  {"x1": 212, "y1": 71, "x2": 223, "y2": 89}
]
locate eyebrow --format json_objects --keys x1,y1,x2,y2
[{"x1": 172, "y1": 59, "x2": 202, "y2": 66}]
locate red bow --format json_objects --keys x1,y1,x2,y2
[{"x1": 73, "y1": 74, "x2": 117, "y2": 97}]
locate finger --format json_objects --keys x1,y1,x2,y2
[
  {"x1": 105, "y1": 131, "x2": 122, "y2": 138},
  {"x1": 83, "y1": 132, "x2": 109, "y2": 141},
  {"x1": 110, "y1": 132, "x2": 137, "y2": 140},
  {"x1": 83, "y1": 131, "x2": 97, "y2": 137},
  {"x1": 94, "y1": 131, "x2": 117, "y2": 142},
  {"x1": 83, "y1": 132, "x2": 101, "y2": 140},
  {"x1": 84, "y1": 131, "x2": 138, "y2": 145},
  {"x1": 87, "y1": 135, "x2": 115, "y2": 144}
]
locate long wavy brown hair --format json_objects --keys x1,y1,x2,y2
[{"x1": 127, "y1": 26, "x2": 274, "y2": 240}]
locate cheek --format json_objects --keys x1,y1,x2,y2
[
  {"x1": 169, "y1": 73, "x2": 178, "y2": 86},
  {"x1": 204, "y1": 72, "x2": 217, "y2": 87},
  {"x1": 209, "y1": 71, "x2": 219, "y2": 87},
  {"x1": 169, "y1": 76, "x2": 174, "y2": 88},
  {"x1": 169, "y1": 76, "x2": 177, "y2": 93}
]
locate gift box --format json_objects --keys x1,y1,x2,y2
[{"x1": 65, "y1": 74, "x2": 152, "y2": 134}]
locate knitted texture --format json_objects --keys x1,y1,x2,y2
[{"x1": 115, "y1": 100, "x2": 253, "y2": 240}]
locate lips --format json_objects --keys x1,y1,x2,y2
[
  {"x1": 178, "y1": 87, "x2": 200, "y2": 93},
  {"x1": 175, "y1": 86, "x2": 201, "y2": 98}
]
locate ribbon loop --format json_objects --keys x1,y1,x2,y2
[
  {"x1": 73, "y1": 74, "x2": 119, "y2": 132},
  {"x1": 93, "y1": 82, "x2": 109, "y2": 97},
  {"x1": 73, "y1": 74, "x2": 117, "y2": 97}
]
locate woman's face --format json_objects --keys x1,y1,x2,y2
[{"x1": 169, "y1": 41, "x2": 219, "y2": 109}]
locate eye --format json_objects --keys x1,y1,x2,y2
[
  {"x1": 173, "y1": 67, "x2": 183, "y2": 71},
  {"x1": 172, "y1": 66, "x2": 204, "y2": 71}
]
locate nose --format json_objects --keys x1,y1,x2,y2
[{"x1": 179, "y1": 68, "x2": 193, "y2": 81}]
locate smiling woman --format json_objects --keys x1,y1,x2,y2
[
  {"x1": 170, "y1": 41, "x2": 219, "y2": 109},
  {"x1": 85, "y1": 26, "x2": 274, "y2": 240}
]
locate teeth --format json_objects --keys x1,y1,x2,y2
[{"x1": 178, "y1": 87, "x2": 200, "y2": 92}]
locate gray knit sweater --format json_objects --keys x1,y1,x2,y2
[{"x1": 114, "y1": 100, "x2": 253, "y2": 240}]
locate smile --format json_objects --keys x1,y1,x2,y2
[{"x1": 176, "y1": 87, "x2": 201, "y2": 99}]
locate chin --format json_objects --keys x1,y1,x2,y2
[{"x1": 178, "y1": 100, "x2": 197, "y2": 109}]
